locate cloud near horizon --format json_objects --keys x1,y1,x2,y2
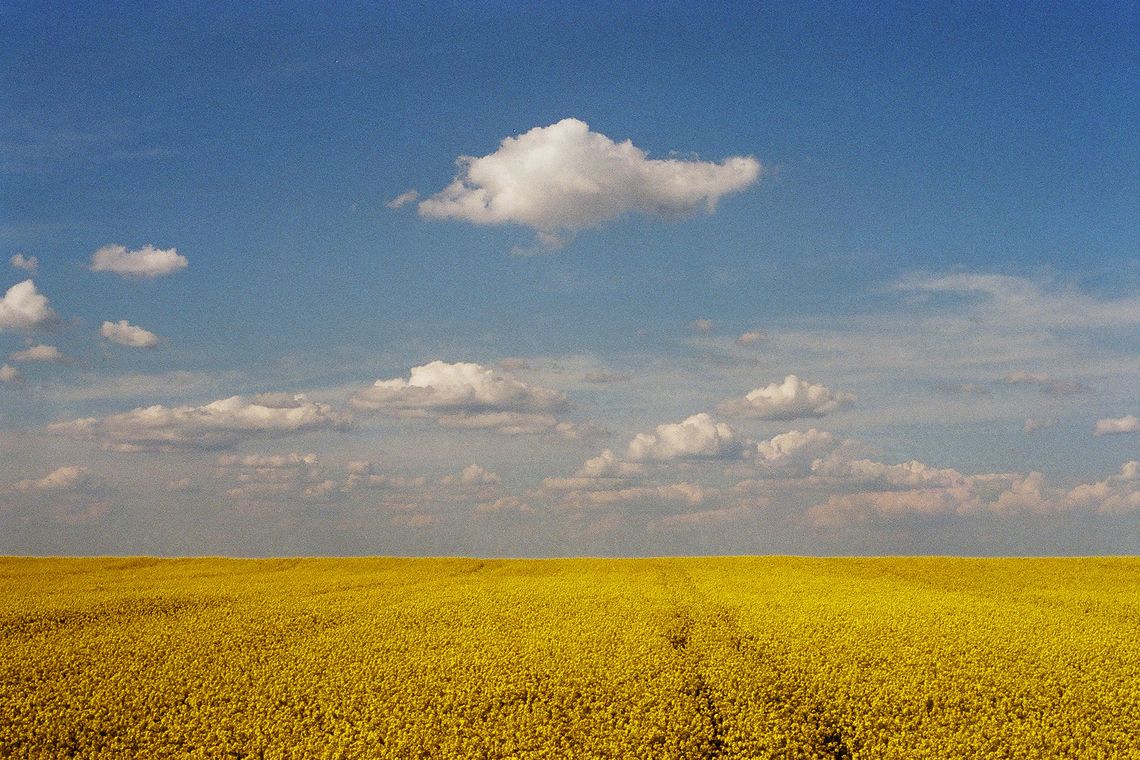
[
  {"x1": 49, "y1": 394, "x2": 350, "y2": 452},
  {"x1": 626, "y1": 413, "x2": 750, "y2": 462},
  {"x1": 350, "y1": 360, "x2": 589, "y2": 436},
  {"x1": 417, "y1": 118, "x2": 760, "y2": 246},
  {"x1": 14, "y1": 465, "x2": 100, "y2": 494}
]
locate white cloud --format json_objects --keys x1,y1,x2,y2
[
  {"x1": 692, "y1": 319, "x2": 715, "y2": 334},
  {"x1": 800, "y1": 454, "x2": 1140, "y2": 525},
  {"x1": 1094, "y1": 415, "x2": 1139, "y2": 436},
  {"x1": 755, "y1": 429, "x2": 841, "y2": 474},
  {"x1": 10, "y1": 254, "x2": 38, "y2": 272},
  {"x1": 100, "y1": 320, "x2": 160, "y2": 348},
  {"x1": 386, "y1": 189, "x2": 419, "y2": 209},
  {"x1": 811, "y1": 455, "x2": 967, "y2": 490},
  {"x1": 541, "y1": 449, "x2": 645, "y2": 491},
  {"x1": 583, "y1": 370, "x2": 630, "y2": 384},
  {"x1": 653, "y1": 504, "x2": 758, "y2": 530},
  {"x1": 719, "y1": 375, "x2": 855, "y2": 420},
  {"x1": 0, "y1": 280, "x2": 56, "y2": 330},
  {"x1": 441, "y1": 464, "x2": 501, "y2": 486},
  {"x1": 944, "y1": 383, "x2": 992, "y2": 396},
  {"x1": 390, "y1": 513, "x2": 436, "y2": 528},
  {"x1": 475, "y1": 496, "x2": 534, "y2": 514},
  {"x1": 808, "y1": 488, "x2": 980, "y2": 526},
  {"x1": 418, "y1": 118, "x2": 760, "y2": 244},
  {"x1": 14, "y1": 465, "x2": 98, "y2": 494},
  {"x1": 9, "y1": 344, "x2": 65, "y2": 362},
  {"x1": 351, "y1": 360, "x2": 577, "y2": 436},
  {"x1": 1066, "y1": 462, "x2": 1140, "y2": 514},
  {"x1": 344, "y1": 461, "x2": 427, "y2": 492},
  {"x1": 89, "y1": 244, "x2": 187, "y2": 278},
  {"x1": 557, "y1": 482, "x2": 706, "y2": 509},
  {"x1": 735, "y1": 330, "x2": 766, "y2": 346},
  {"x1": 217, "y1": 452, "x2": 340, "y2": 505},
  {"x1": 626, "y1": 413, "x2": 748, "y2": 462},
  {"x1": 0, "y1": 364, "x2": 20, "y2": 383},
  {"x1": 1023, "y1": 417, "x2": 1056, "y2": 434},
  {"x1": 1003, "y1": 371, "x2": 1088, "y2": 395},
  {"x1": 49, "y1": 393, "x2": 351, "y2": 451},
  {"x1": 895, "y1": 272, "x2": 1140, "y2": 328}
]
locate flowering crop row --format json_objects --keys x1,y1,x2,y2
[{"x1": 1, "y1": 556, "x2": 1137, "y2": 758}]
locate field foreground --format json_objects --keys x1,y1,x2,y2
[{"x1": 1, "y1": 556, "x2": 1138, "y2": 759}]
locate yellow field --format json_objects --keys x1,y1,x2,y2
[{"x1": 1, "y1": 557, "x2": 1138, "y2": 759}]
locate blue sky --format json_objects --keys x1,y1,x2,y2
[{"x1": 1, "y1": 2, "x2": 1137, "y2": 556}]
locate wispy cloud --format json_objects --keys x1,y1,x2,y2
[
  {"x1": 9, "y1": 254, "x2": 37, "y2": 272},
  {"x1": 50, "y1": 394, "x2": 351, "y2": 452}
]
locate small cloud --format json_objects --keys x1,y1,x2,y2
[
  {"x1": 217, "y1": 452, "x2": 340, "y2": 506},
  {"x1": 386, "y1": 189, "x2": 420, "y2": 209},
  {"x1": 1023, "y1": 418, "x2": 1056, "y2": 434},
  {"x1": 0, "y1": 280, "x2": 57, "y2": 331},
  {"x1": 943, "y1": 383, "x2": 991, "y2": 396},
  {"x1": 418, "y1": 118, "x2": 761, "y2": 247},
  {"x1": 558, "y1": 482, "x2": 706, "y2": 509},
  {"x1": 9, "y1": 344, "x2": 65, "y2": 362},
  {"x1": 1004, "y1": 371, "x2": 1050, "y2": 386},
  {"x1": 691, "y1": 318, "x2": 715, "y2": 334},
  {"x1": 497, "y1": 357, "x2": 533, "y2": 371},
  {"x1": 15, "y1": 465, "x2": 99, "y2": 494},
  {"x1": 755, "y1": 429, "x2": 840, "y2": 474},
  {"x1": 475, "y1": 496, "x2": 534, "y2": 514},
  {"x1": 441, "y1": 463, "x2": 501, "y2": 486},
  {"x1": 627, "y1": 413, "x2": 749, "y2": 462},
  {"x1": 582, "y1": 370, "x2": 630, "y2": 384},
  {"x1": 1004, "y1": 371, "x2": 1089, "y2": 396},
  {"x1": 100, "y1": 320, "x2": 160, "y2": 348},
  {"x1": 89, "y1": 244, "x2": 187, "y2": 279},
  {"x1": 1094, "y1": 415, "x2": 1139, "y2": 436},
  {"x1": 719, "y1": 375, "x2": 855, "y2": 420},
  {"x1": 344, "y1": 461, "x2": 427, "y2": 492},
  {"x1": 735, "y1": 330, "x2": 766, "y2": 346},
  {"x1": 390, "y1": 513, "x2": 435, "y2": 528},
  {"x1": 10, "y1": 254, "x2": 38, "y2": 272},
  {"x1": 0, "y1": 364, "x2": 21, "y2": 383}
]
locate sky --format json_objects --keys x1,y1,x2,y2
[{"x1": 1, "y1": 1, "x2": 1137, "y2": 557}]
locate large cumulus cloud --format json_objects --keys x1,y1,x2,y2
[
  {"x1": 417, "y1": 119, "x2": 760, "y2": 246},
  {"x1": 351, "y1": 361, "x2": 589, "y2": 437},
  {"x1": 626, "y1": 413, "x2": 749, "y2": 462}
]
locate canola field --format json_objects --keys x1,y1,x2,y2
[{"x1": 1, "y1": 556, "x2": 1138, "y2": 759}]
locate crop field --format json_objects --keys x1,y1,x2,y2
[{"x1": 1, "y1": 557, "x2": 1138, "y2": 759}]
